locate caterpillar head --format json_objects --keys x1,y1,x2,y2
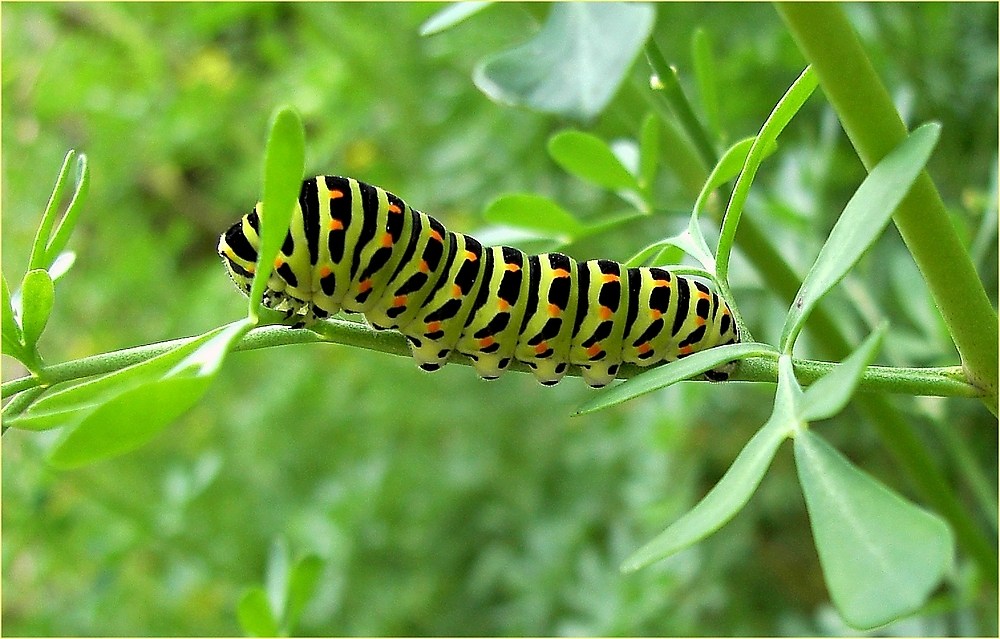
[{"x1": 217, "y1": 207, "x2": 261, "y2": 297}]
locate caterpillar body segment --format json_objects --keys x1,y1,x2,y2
[{"x1": 219, "y1": 176, "x2": 740, "y2": 387}]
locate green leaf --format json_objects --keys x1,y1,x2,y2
[
  {"x1": 419, "y1": 2, "x2": 492, "y2": 36},
  {"x1": 16, "y1": 324, "x2": 237, "y2": 420},
  {"x1": 44, "y1": 153, "x2": 90, "y2": 269},
  {"x1": 482, "y1": 193, "x2": 583, "y2": 239},
  {"x1": 28, "y1": 150, "x2": 76, "y2": 271},
  {"x1": 237, "y1": 587, "x2": 280, "y2": 638},
  {"x1": 693, "y1": 136, "x2": 776, "y2": 218},
  {"x1": 575, "y1": 343, "x2": 776, "y2": 415},
  {"x1": 691, "y1": 28, "x2": 721, "y2": 138},
  {"x1": 1, "y1": 274, "x2": 24, "y2": 359},
  {"x1": 284, "y1": 554, "x2": 324, "y2": 632},
  {"x1": 716, "y1": 66, "x2": 818, "y2": 281},
  {"x1": 265, "y1": 538, "x2": 291, "y2": 621},
  {"x1": 44, "y1": 320, "x2": 252, "y2": 467},
  {"x1": 473, "y1": 3, "x2": 655, "y2": 120},
  {"x1": 19, "y1": 269, "x2": 55, "y2": 350},
  {"x1": 46, "y1": 377, "x2": 207, "y2": 469},
  {"x1": 800, "y1": 324, "x2": 886, "y2": 422},
  {"x1": 548, "y1": 130, "x2": 640, "y2": 192},
  {"x1": 794, "y1": 429, "x2": 953, "y2": 629},
  {"x1": 621, "y1": 388, "x2": 796, "y2": 572},
  {"x1": 249, "y1": 106, "x2": 306, "y2": 322},
  {"x1": 638, "y1": 113, "x2": 660, "y2": 191},
  {"x1": 780, "y1": 124, "x2": 940, "y2": 351}
]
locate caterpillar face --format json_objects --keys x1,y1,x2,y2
[{"x1": 219, "y1": 176, "x2": 741, "y2": 387}]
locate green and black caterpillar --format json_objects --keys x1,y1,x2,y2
[{"x1": 218, "y1": 176, "x2": 740, "y2": 387}]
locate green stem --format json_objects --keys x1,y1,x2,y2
[
  {"x1": 644, "y1": 42, "x2": 718, "y2": 171},
  {"x1": 776, "y1": 2, "x2": 999, "y2": 409},
  {"x1": 646, "y1": 21, "x2": 997, "y2": 580},
  {"x1": 0, "y1": 320, "x2": 984, "y2": 404}
]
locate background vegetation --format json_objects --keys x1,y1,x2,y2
[{"x1": 2, "y1": 3, "x2": 996, "y2": 635}]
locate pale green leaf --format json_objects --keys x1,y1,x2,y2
[
  {"x1": 795, "y1": 430, "x2": 953, "y2": 629},
  {"x1": 473, "y1": 3, "x2": 654, "y2": 120},
  {"x1": 780, "y1": 124, "x2": 940, "y2": 350},
  {"x1": 621, "y1": 391, "x2": 796, "y2": 572},
  {"x1": 419, "y1": 2, "x2": 492, "y2": 36},
  {"x1": 575, "y1": 343, "x2": 776, "y2": 416},
  {"x1": 800, "y1": 324, "x2": 886, "y2": 422}
]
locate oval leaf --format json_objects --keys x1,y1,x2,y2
[
  {"x1": 473, "y1": 3, "x2": 654, "y2": 120},
  {"x1": 238, "y1": 587, "x2": 280, "y2": 638},
  {"x1": 19, "y1": 269, "x2": 55, "y2": 350},
  {"x1": 43, "y1": 321, "x2": 251, "y2": 464},
  {"x1": 285, "y1": 555, "x2": 324, "y2": 631},
  {"x1": 483, "y1": 193, "x2": 582, "y2": 239},
  {"x1": 47, "y1": 376, "x2": 210, "y2": 469},
  {"x1": 780, "y1": 123, "x2": 941, "y2": 350},
  {"x1": 794, "y1": 430, "x2": 953, "y2": 629},
  {"x1": 548, "y1": 130, "x2": 640, "y2": 192}
]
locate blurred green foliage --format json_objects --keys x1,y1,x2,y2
[{"x1": 2, "y1": 3, "x2": 996, "y2": 635}]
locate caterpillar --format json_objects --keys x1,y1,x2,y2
[{"x1": 218, "y1": 176, "x2": 740, "y2": 387}]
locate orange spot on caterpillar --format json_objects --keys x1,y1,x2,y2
[
  {"x1": 637, "y1": 343, "x2": 652, "y2": 354},
  {"x1": 679, "y1": 345, "x2": 693, "y2": 355},
  {"x1": 358, "y1": 279, "x2": 373, "y2": 293},
  {"x1": 650, "y1": 309, "x2": 662, "y2": 320},
  {"x1": 696, "y1": 316, "x2": 706, "y2": 326},
  {"x1": 505, "y1": 263, "x2": 521, "y2": 272},
  {"x1": 393, "y1": 295, "x2": 407, "y2": 308},
  {"x1": 548, "y1": 303, "x2": 561, "y2": 317},
  {"x1": 329, "y1": 189, "x2": 344, "y2": 199},
  {"x1": 601, "y1": 273, "x2": 620, "y2": 283},
  {"x1": 587, "y1": 343, "x2": 603, "y2": 357},
  {"x1": 427, "y1": 320, "x2": 442, "y2": 334},
  {"x1": 419, "y1": 260, "x2": 429, "y2": 273},
  {"x1": 381, "y1": 233, "x2": 393, "y2": 247},
  {"x1": 429, "y1": 230, "x2": 443, "y2": 242},
  {"x1": 497, "y1": 299, "x2": 511, "y2": 311},
  {"x1": 534, "y1": 342, "x2": 549, "y2": 355},
  {"x1": 452, "y1": 283, "x2": 463, "y2": 298},
  {"x1": 653, "y1": 279, "x2": 670, "y2": 287},
  {"x1": 388, "y1": 203, "x2": 402, "y2": 214},
  {"x1": 465, "y1": 250, "x2": 478, "y2": 262},
  {"x1": 319, "y1": 265, "x2": 332, "y2": 277},
  {"x1": 599, "y1": 306, "x2": 613, "y2": 320},
  {"x1": 329, "y1": 219, "x2": 344, "y2": 231},
  {"x1": 478, "y1": 336, "x2": 495, "y2": 349},
  {"x1": 552, "y1": 268, "x2": 570, "y2": 278},
  {"x1": 274, "y1": 257, "x2": 285, "y2": 269}
]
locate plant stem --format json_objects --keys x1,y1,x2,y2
[
  {"x1": 776, "y1": 2, "x2": 999, "y2": 409},
  {"x1": 646, "y1": 20, "x2": 998, "y2": 580},
  {"x1": 0, "y1": 320, "x2": 985, "y2": 402}
]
